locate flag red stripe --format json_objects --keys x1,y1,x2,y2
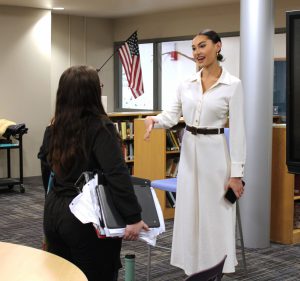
[
  {"x1": 118, "y1": 44, "x2": 132, "y2": 83},
  {"x1": 130, "y1": 56, "x2": 143, "y2": 96},
  {"x1": 117, "y1": 32, "x2": 144, "y2": 98}
]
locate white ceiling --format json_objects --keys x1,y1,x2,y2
[{"x1": 0, "y1": 0, "x2": 239, "y2": 18}]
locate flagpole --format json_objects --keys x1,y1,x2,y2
[
  {"x1": 96, "y1": 30, "x2": 138, "y2": 73},
  {"x1": 96, "y1": 48, "x2": 119, "y2": 72}
]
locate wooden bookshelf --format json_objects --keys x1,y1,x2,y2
[
  {"x1": 108, "y1": 112, "x2": 160, "y2": 174},
  {"x1": 270, "y1": 125, "x2": 300, "y2": 244},
  {"x1": 133, "y1": 118, "x2": 185, "y2": 219}
]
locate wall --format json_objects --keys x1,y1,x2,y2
[
  {"x1": 0, "y1": 8, "x2": 113, "y2": 177},
  {"x1": 51, "y1": 15, "x2": 114, "y2": 114},
  {"x1": 113, "y1": 0, "x2": 300, "y2": 42},
  {"x1": 113, "y1": 3, "x2": 241, "y2": 41},
  {"x1": 0, "y1": 6, "x2": 51, "y2": 178},
  {"x1": 275, "y1": 0, "x2": 300, "y2": 27}
]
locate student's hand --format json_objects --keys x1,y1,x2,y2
[
  {"x1": 124, "y1": 220, "x2": 149, "y2": 241},
  {"x1": 144, "y1": 116, "x2": 156, "y2": 140},
  {"x1": 225, "y1": 178, "x2": 244, "y2": 199}
]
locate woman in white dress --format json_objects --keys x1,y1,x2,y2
[{"x1": 144, "y1": 29, "x2": 246, "y2": 275}]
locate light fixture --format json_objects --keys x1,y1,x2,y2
[{"x1": 52, "y1": 7, "x2": 64, "y2": 10}]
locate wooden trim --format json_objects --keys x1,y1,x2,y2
[{"x1": 270, "y1": 127, "x2": 295, "y2": 244}]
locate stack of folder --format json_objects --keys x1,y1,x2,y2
[{"x1": 69, "y1": 174, "x2": 165, "y2": 246}]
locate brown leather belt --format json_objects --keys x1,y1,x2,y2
[{"x1": 186, "y1": 125, "x2": 224, "y2": 135}]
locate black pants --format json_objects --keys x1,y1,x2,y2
[{"x1": 44, "y1": 191, "x2": 122, "y2": 281}]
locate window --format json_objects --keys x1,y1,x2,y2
[
  {"x1": 273, "y1": 60, "x2": 286, "y2": 119},
  {"x1": 121, "y1": 43, "x2": 154, "y2": 110},
  {"x1": 161, "y1": 40, "x2": 196, "y2": 110}
]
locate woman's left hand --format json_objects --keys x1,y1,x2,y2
[
  {"x1": 123, "y1": 220, "x2": 149, "y2": 241},
  {"x1": 226, "y1": 177, "x2": 245, "y2": 199}
]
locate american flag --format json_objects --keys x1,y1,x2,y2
[{"x1": 118, "y1": 31, "x2": 144, "y2": 99}]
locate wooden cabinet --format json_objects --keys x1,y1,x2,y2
[
  {"x1": 108, "y1": 112, "x2": 159, "y2": 174},
  {"x1": 270, "y1": 125, "x2": 300, "y2": 244},
  {"x1": 133, "y1": 118, "x2": 185, "y2": 219}
]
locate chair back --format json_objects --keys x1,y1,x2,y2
[
  {"x1": 224, "y1": 128, "x2": 229, "y2": 150},
  {"x1": 184, "y1": 255, "x2": 227, "y2": 281}
]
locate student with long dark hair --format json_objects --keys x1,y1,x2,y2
[
  {"x1": 39, "y1": 65, "x2": 148, "y2": 281},
  {"x1": 144, "y1": 30, "x2": 246, "y2": 275}
]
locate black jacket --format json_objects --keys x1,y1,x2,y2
[{"x1": 38, "y1": 118, "x2": 142, "y2": 225}]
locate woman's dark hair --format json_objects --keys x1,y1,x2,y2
[
  {"x1": 49, "y1": 65, "x2": 108, "y2": 176},
  {"x1": 198, "y1": 29, "x2": 224, "y2": 62}
]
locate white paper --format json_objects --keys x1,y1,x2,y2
[{"x1": 69, "y1": 179, "x2": 100, "y2": 225}]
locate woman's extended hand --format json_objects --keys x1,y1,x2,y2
[
  {"x1": 225, "y1": 177, "x2": 245, "y2": 199},
  {"x1": 123, "y1": 220, "x2": 149, "y2": 241},
  {"x1": 144, "y1": 116, "x2": 156, "y2": 140}
]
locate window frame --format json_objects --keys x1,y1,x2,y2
[{"x1": 113, "y1": 35, "x2": 193, "y2": 112}]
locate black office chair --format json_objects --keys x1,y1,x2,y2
[{"x1": 184, "y1": 255, "x2": 227, "y2": 281}]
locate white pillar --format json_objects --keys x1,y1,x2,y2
[{"x1": 240, "y1": 0, "x2": 274, "y2": 248}]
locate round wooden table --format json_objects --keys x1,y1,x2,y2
[{"x1": 0, "y1": 242, "x2": 87, "y2": 281}]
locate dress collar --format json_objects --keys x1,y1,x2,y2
[{"x1": 188, "y1": 67, "x2": 233, "y2": 85}]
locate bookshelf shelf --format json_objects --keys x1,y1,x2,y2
[
  {"x1": 166, "y1": 150, "x2": 180, "y2": 154},
  {"x1": 292, "y1": 229, "x2": 300, "y2": 243},
  {"x1": 294, "y1": 196, "x2": 300, "y2": 201},
  {"x1": 293, "y1": 228, "x2": 300, "y2": 234}
]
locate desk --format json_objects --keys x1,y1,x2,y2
[{"x1": 0, "y1": 242, "x2": 87, "y2": 281}]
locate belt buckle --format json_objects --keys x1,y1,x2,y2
[{"x1": 190, "y1": 126, "x2": 197, "y2": 135}]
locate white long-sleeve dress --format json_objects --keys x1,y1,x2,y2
[{"x1": 154, "y1": 67, "x2": 246, "y2": 274}]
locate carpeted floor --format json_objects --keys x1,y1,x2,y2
[{"x1": 0, "y1": 177, "x2": 300, "y2": 280}]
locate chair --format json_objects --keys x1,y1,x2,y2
[{"x1": 184, "y1": 255, "x2": 227, "y2": 281}]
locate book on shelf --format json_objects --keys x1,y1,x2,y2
[
  {"x1": 127, "y1": 121, "x2": 134, "y2": 139},
  {"x1": 169, "y1": 130, "x2": 180, "y2": 149},
  {"x1": 166, "y1": 130, "x2": 178, "y2": 151},
  {"x1": 128, "y1": 143, "x2": 134, "y2": 161},
  {"x1": 166, "y1": 191, "x2": 176, "y2": 208},
  {"x1": 113, "y1": 122, "x2": 121, "y2": 135},
  {"x1": 166, "y1": 157, "x2": 179, "y2": 178},
  {"x1": 114, "y1": 120, "x2": 134, "y2": 140},
  {"x1": 174, "y1": 128, "x2": 185, "y2": 148},
  {"x1": 121, "y1": 121, "x2": 127, "y2": 140},
  {"x1": 122, "y1": 143, "x2": 134, "y2": 162}
]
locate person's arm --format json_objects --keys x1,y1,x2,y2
[
  {"x1": 144, "y1": 84, "x2": 183, "y2": 140},
  {"x1": 227, "y1": 81, "x2": 246, "y2": 198},
  {"x1": 92, "y1": 122, "x2": 148, "y2": 239}
]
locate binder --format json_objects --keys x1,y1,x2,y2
[{"x1": 96, "y1": 177, "x2": 160, "y2": 229}]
